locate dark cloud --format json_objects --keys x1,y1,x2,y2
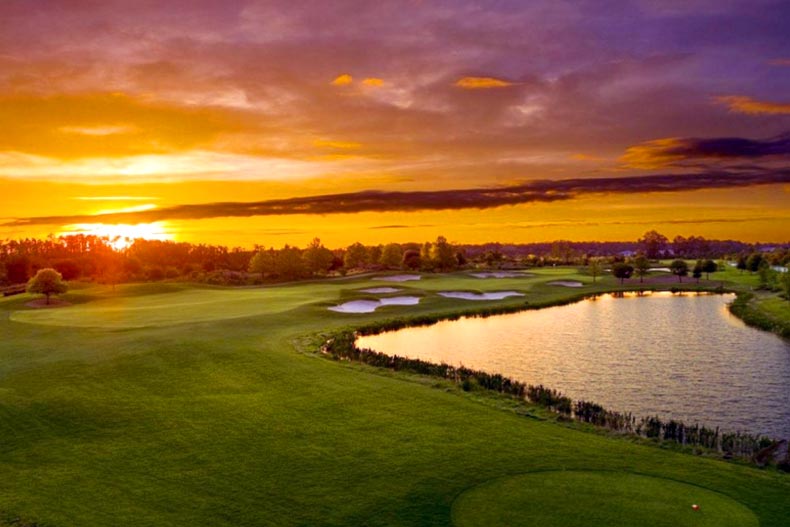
[
  {"x1": 663, "y1": 132, "x2": 790, "y2": 158},
  {"x1": 6, "y1": 169, "x2": 788, "y2": 227},
  {"x1": 621, "y1": 132, "x2": 790, "y2": 168}
]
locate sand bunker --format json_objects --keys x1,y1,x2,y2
[
  {"x1": 329, "y1": 296, "x2": 421, "y2": 313},
  {"x1": 469, "y1": 271, "x2": 529, "y2": 278},
  {"x1": 376, "y1": 274, "x2": 422, "y2": 282},
  {"x1": 649, "y1": 267, "x2": 671, "y2": 272},
  {"x1": 438, "y1": 291, "x2": 524, "y2": 301},
  {"x1": 547, "y1": 281, "x2": 583, "y2": 288},
  {"x1": 359, "y1": 287, "x2": 401, "y2": 294}
]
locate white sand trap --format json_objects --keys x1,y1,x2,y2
[
  {"x1": 379, "y1": 296, "x2": 421, "y2": 306},
  {"x1": 359, "y1": 287, "x2": 401, "y2": 294},
  {"x1": 377, "y1": 274, "x2": 422, "y2": 282},
  {"x1": 329, "y1": 296, "x2": 421, "y2": 313},
  {"x1": 469, "y1": 271, "x2": 529, "y2": 278},
  {"x1": 547, "y1": 280, "x2": 583, "y2": 287},
  {"x1": 438, "y1": 291, "x2": 524, "y2": 301},
  {"x1": 649, "y1": 267, "x2": 671, "y2": 272}
]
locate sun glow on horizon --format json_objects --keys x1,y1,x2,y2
[
  {"x1": 93, "y1": 203, "x2": 158, "y2": 215},
  {"x1": 59, "y1": 222, "x2": 174, "y2": 250}
]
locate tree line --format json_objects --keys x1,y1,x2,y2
[
  {"x1": 0, "y1": 235, "x2": 470, "y2": 287},
  {"x1": 1, "y1": 231, "x2": 788, "y2": 289}
]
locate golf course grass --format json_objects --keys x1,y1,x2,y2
[
  {"x1": 452, "y1": 471, "x2": 759, "y2": 527},
  {"x1": 0, "y1": 268, "x2": 787, "y2": 526}
]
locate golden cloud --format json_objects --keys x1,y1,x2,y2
[
  {"x1": 619, "y1": 138, "x2": 686, "y2": 169},
  {"x1": 0, "y1": 93, "x2": 251, "y2": 160},
  {"x1": 59, "y1": 125, "x2": 140, "y2": 136},
  {"x1": 362, "y1": 78, "x2": 384, "y2": 87},
  {"x1": 570, "y1": 153, "x2": 606, "y2": 162},
  {"x1": 715, "y1": 95, "x2": 790, "y2": 115},
  {"x1": 455, "y1": 76, "x2": 514, "y2": 89},
  {"x1": 331, "y1": 74, "x2": 353, "y2": 86},
  {"x1": 313, "y1": 139, "x2": 362, "y2": 150}
]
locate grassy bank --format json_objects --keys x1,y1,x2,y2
[
  {"x1": 0, "y1": 268, "x2": 787, "y2": 526},
  {"x1": 730, "y1": 292, "x2": 790, "y2": 339}
]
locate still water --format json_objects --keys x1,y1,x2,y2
[{"x1": 357, "y1": 292, "x2": 790, "y2": 438}]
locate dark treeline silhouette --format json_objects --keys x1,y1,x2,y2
[
  {"x1": 0, "y1": 235, "x2": 469, "y2": 287},
  {"x1": 0, "y1": 235, "x2": 255, "y2": 287},
  {"x1": 323, "y1": 330, "x2": 783, "y2": 466},
  {"x1": 1, "y1": 232, "x2": 788, "y2": 288},
  {"x1": 460, "y1": 237, "x2": 789, "y2": 266}
]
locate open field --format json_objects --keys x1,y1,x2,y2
[{"x1": 1, "y1": 268, "x2": 788, "y2": 526}]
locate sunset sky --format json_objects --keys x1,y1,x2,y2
[{"x1": 1, "y1": 0, "x2": 788, "y2": 247}]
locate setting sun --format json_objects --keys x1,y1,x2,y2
[{"x1": 59, "y1": 222, "x2": 173, "y2": 250}]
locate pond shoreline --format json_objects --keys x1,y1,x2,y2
[
  {"x1": 728, "y1": 292, "x2": 790, "y2": 340},
  {"x1": 318, "y1": 284, "x2": 788, "y2": 469}
]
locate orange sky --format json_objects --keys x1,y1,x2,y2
[{"x1": 0, "y1": 2, "x2": 788, "y2": 248}]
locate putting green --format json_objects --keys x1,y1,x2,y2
[{"x1": 452, "y1": 471, "x2": 758, "y2": 527}]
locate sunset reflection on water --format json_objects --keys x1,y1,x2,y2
[{"x1": 357, "y1": 293, "x2": 790, "y2": 438}]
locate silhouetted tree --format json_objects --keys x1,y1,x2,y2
[
  {"x1": 275, "y1": 245, "x2": 307, "y2": 280},
  {"x1": 146, "y1": 266, "x2": 165, "y2": 281},
  {"x1": 344, "y1": 242, "x2": 369, "y2": 270},
  {"x1": 483, "y1": 249, "x2": 504, "y2": 268},
  {"x1": 379, "y1": 243, "x2": 403, "y2": 269},
  {"x1": 693, "y1": 261, "x2": 703, "y2": 283},
  {"x1": 736, "y1": 255, "x2": 747, "y2": 273},
  {"x1": 303, "y1": 238, "x2": 333, "y2": 276},
  {"x1": 402, "y1": 249, "x2": 421, "y2": 270},
  {"x1": 419, "y1": 242, "x2": 434, "y2": 271},
  {"x1": 53, "y1": 259, "x2": 81, "y2": 280},
  {"x1": 633, "y1": 255, "x2": 650, "y2": 283},
  {"x1": 757, "y1": 260, "x2": 772, "y2": 288},
  {"x1": 638, "y1": 230, "x2": 668, "y2": 259},
  {"x1": 746, "y1": 253, "x2": 765, "y2": 273},
  {"x1": 701, "y1": 259, "x2": 718, "y2": 280},
  {"x1": 26, "y1": 268, "x2": 67, "y2": 305},
  {"x1": 5, "y1": 255, "x2": 31, "y2": 284},
  {"x1": 366, "y1": 245, "x2": 382, "y2": 267},
  {"x1": 455, "y1": 251, "x2": 467, "y2": 267},
  {"x1": 612, "y1": 262, "x2": 634, "y2": 284},
  {"x1": 588, "y1": 257, "x2": 603, "y2": 283},
  {"x1": 670, "y1": 259, "x2": 688, "y2": 282},
  {"x1": 249, "y1": 249, "x2": 275, "y2": 276},
  {"x1": 430, "y1": 236, "x2": 457, "y2": 271}
]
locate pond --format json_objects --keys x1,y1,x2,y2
[{"x1": 357, "y1": 292, "x2": 790, "y2": 439}]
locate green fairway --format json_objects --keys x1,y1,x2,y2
[
  {"x1": 0, "y1": 268, "x2": 787, "y2": 526},
  {"x1": 452, "y1": 471, "x2": 759, "y2": 527}
]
